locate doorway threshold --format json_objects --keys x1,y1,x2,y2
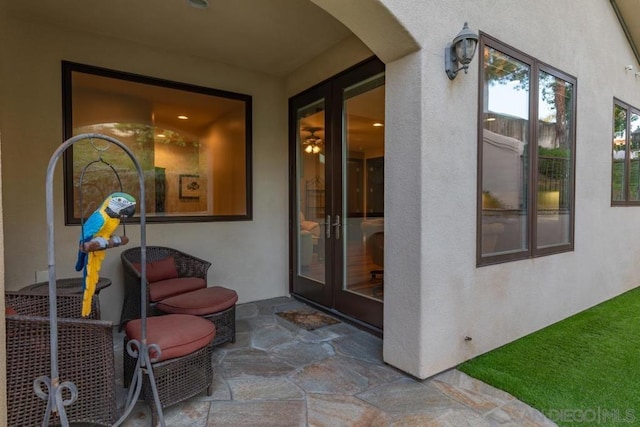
[{"x1": 291, "y1": 293, "x2": 383, "y2": 338}]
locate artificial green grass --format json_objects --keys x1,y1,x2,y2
[{"x1": 458, "y1": 287, "x2": 640, "y2": 426}]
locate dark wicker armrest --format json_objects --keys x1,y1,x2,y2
[
  {"x1": 121, "y1": 251, "x2": 144, "y2": 282},
  {"x1": 5, "y1": 291, "x2": 100, "y2": 320},
  {"x1": 172, "y1": 250, "x2": 211, "y2": 279},
  {"x1": 6, "y1": 311, "x2": 116, "y2": 426}
]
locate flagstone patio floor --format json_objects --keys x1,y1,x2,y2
[{"x1": 115, "y1": 297, "x2": 557, "y2": 426}]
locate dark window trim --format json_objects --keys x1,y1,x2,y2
[
  {"x1": 611, "y1": 97, "x2": 640, "y2": 206},
  {"x1": 61, "y1": 60, "x2": 253, "y2": 224},
  {"x1": 476, "y1": 34, "x2": 577, "y2": 266}
]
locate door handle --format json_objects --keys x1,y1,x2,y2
[{"x1": 332, "y1": 215, "x2": 341, "y2": 240}]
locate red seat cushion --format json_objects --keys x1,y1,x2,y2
[
  {"x1": 149, "y1": 277, "x2": 206, "y2": 301},
  {"x1": 132, "y1": 257, "x2": 178, "y2": 283},
  {"x1": 157, "y1": 286, "x2": 238, "y2": 316},
  {"x1": 125, "y1": 314, "x2": 215, "y2": 362}
]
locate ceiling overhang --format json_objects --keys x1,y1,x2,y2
[{"x1": 611, "y1": 0, "x2": 640, "y2": 65}]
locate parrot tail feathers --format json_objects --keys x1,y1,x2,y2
[
  {"x1": 82, "y1": 251, "x2": 105, "y2": 317},
  {"x1": 75, "y1": 250, "x2": 87, "y2": 272}
]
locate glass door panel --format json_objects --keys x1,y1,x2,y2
[
  {"x1": 291, "y1": 86, "x2": 332, "y2": 307},
  {"x1": 297, "y1": 101, "x2": 326, "y2": 284},
  {"x1": 342, "y1": 74, "x2": 385, "y2": 301}
]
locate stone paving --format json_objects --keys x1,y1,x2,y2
[{"x1": 115, "y1": 297, "x2": 557, "y2": 426}]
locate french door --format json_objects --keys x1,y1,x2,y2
[{"x1": 290, "y1": 58, "x2": 385, "y2": 329}]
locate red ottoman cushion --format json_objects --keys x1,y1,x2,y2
[
  {"x1": 149, "y1": 277, "x2": 206, "y2": 301},
  {"x1": 157, "y1": 286, "x2": 238, "y2": 316},
  {"x1": 125, "y1": 314, "x2": 215, "y2": 362}
]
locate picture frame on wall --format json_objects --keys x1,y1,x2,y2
[{"x1": 179, "y1": 174, "x2": 202, "y2": 200}]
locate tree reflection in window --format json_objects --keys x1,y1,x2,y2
[{"x1": 62, "y1": 61, "x2": 252, "y2": 223}]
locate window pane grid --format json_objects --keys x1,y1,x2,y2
[
  {"x1": 478, "y1": 37, "x2": 576, "y2": 265},
  {"x1": 536, "y1": 72, "x2": 573, "y2": 250},
  {"x1": 481, "y1": 46, "x2": 530, "y2": 258},
  {"x1": 612, "y1": 102, "x2": 640, "y2": 205}
]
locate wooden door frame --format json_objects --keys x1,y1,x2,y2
[{"x1": 289, "y1": 56, "x2": 385, "y2": 329}]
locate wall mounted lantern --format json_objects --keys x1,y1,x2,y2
[{"x1": 445, "y1": 22, "x2": 479, "y2": 80}]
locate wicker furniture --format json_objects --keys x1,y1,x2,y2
[
  {"x1": 19, "y1": 277, "x2": 111, "y2": 296},
  {"x1": 120, "y1": 246, "x2": 211, "y2": 328},
  {"x1": 123, "y1": 314, "x2": 215, "y2": 426},
  {"x1": 5, "y1": 291, "x2": 116, "y2": 427},
  {"x1": 156, "y1": 286, "x2": 237, "y2": 345}
]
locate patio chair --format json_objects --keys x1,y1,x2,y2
[
  {"x1": 120, "y1": 246, "x2": 237, "y2": 345},
  {"x1": 5, "y1": 291, "x2": 116, "y2": 427},
  {"x1": 119, "y1": 246, "x2": 210, "y2": 329}
]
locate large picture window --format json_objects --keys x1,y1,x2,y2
[
  {"x1": 611, "y1": 99, "x2": 640, "y2": 204},
  {"x1": 62, "y1": 61, "x2": 252, "y2": 224},
  {"x1": 478, "y1": 36, "x2": 576, "y2": 265}
]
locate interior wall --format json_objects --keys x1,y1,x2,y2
[
  {"x1": 207, "y1": 105, "x2": 247, "y2": 215},
  {"x1": 0, "y1": 16, "x2": 289, "y2": 323}
]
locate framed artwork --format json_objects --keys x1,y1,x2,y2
[{"x1": 179, "y1": 174, "x2": 202, "y2": 200}]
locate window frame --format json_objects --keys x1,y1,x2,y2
[
  {"x1": 611, "y1": 98, "x2": 640, "y2": 206},
  {"x1": 476, "y1": 34, "x2": 577, "y2": 266},
  {"x1": 62, "y1": 60, "x2": 253, "y2": 224}
]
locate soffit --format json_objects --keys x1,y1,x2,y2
[
  {"x1": 611, "y1": 0, "x2": 640, "y2": 65},
  {"x1": 5, "y1": 0, "x2": 353, "y2": 78}
]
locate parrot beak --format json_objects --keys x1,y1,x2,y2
[{"x1": 121, "y1": 205, "x2": 136, "y2": 218}]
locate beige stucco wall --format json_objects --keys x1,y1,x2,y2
[
  {"x1": 0, "y1": 8, "x2": 374, "y2": 425},
  {"x1": 2, "y1": 0, "x2": 640, "y2": 401},
  {"x1": 0, "y1": 7, "x2": 374, "y2": 324},
  {"x1": 0, "y1": 15, "x2": 290, "y2": 323},
  {"x1": 376, "y1": 0, "x2": 640, "y2": 378}
]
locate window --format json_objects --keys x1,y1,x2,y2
[
  {"x1": 611, "y1": 99, "x2": 640, "y2": 204},
  {"x1": 478, "y1": 35, "x2": 576, "y2": 265},
  {"x1": 62, "y1": 61, "x2": 252, "y2": 224}
]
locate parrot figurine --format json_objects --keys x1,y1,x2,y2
[{"x1": 75, "y1": 192, "x2": 136, "y2": 317}]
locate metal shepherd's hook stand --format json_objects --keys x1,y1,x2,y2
[{"x1": 40, "y1": 133, "x2": 165, "y2": 426}]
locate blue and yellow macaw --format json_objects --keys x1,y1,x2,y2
[{"x1": 75, "y1": 192, "x2": 136, "y2": 317}]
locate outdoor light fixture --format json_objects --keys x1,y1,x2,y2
[{"x1": 445, "y1": 22, "x2": 479, "y2": 80}]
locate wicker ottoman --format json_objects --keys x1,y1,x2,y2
[
  {"x1": 156, "y1": 286, "x2": 237, "y2": 345},
  {"x1": 124, "y1": 314, "x2": 215, "y2": 425}
]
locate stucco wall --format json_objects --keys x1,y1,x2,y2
[
  {"x1": 2, "y1": 0, "x2": 640, "y2": 391},
  {"x1": 378, "y1": 0, "x2": 640, "y2": 378},
  {"x1": 0, "y1": 8, "x2": 375, "y2": 328},
  {"x1": 0, "y1": 16, "x2": 289, "y2": 323}
]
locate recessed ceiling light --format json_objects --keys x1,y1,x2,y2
[
  {"x1": 373, "y1": 122, "x2": 384, "y2": 127},
  {"x1": 157, "y1": 134, "x2": 166, "y2": 138},
  {"x1": 178, "y1": 115, "x2": 189, "y2": 120},
  {"x1": 187, "y1": 0, "x2": 208, "y2": 9}
]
